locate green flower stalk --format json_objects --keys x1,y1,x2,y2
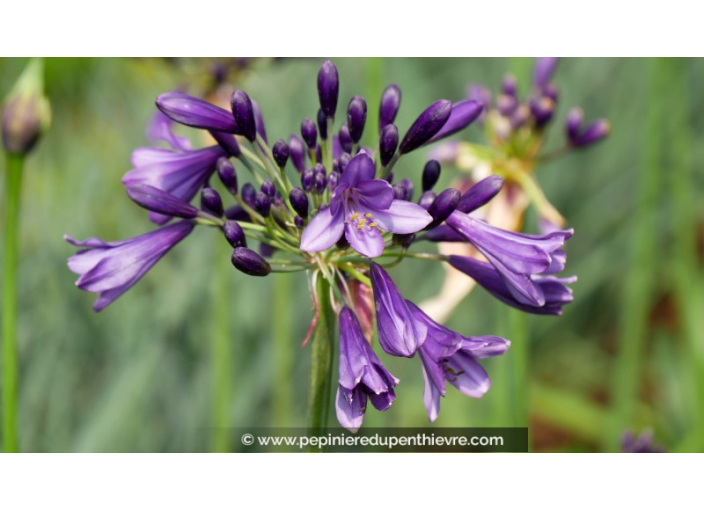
[{"x1": 1, "y1": 58, "x2": 50, "y2": 452}]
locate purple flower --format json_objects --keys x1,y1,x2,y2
[
  {"x1": 65, "y1": 220, "x2": 195, "y2": 312},
  {"x1": 123, "y1": 145, "x2": 225, "y2": 224},
  {"x1": 336, "y1": 307, "x2": 398, "y2": 433},
  {"x1": 370, "y1": 263, "x2": 427, "y2": 357},
  {"x1": 426, "y1": 100, "x2": 483, "y2": 145},
  {"x1": 622, "y1": 430, "x2": 664, "y2": 453},
  {"x1": 448, "y1": 255, "x2": 576, "y2": 315},
  {"x1": 300, "y1": 153, "x2": 431, "y2": 258},
  {"x1": 446, "y1": 210, "x2": 573, "y2": 308},
  {"x1": 407, "y1": 301, "x2": 509, "y2": 422}
]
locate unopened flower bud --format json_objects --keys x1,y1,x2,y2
[
  {"x1": 209, "y1": 131, "x2": 241, "y2": 158},
  {"x1": 418, "y1": 190, "x2": 437, "y2": 210},
  {"x1": 201, "y1": 187, "x2": 224, "y2": 217},
  {"x1": 317, "y1": 60, "x2": 339, "y2": 119},
  {"x1": 217, "y1": 157, "x2": 238, "y2": 195},
  {"x1": 571, "y1": 119, "x2": 610, "y2": 147},
  {"x1": 230, "y1": 90, "x2": 257, "y2": 142},
  {"x1": 347, "y1": 96, "x2": 367, "y2": 144},
  {"x1": 301, "y1": 168, "x2": 315, "y2": 192},
  {"x1": 399, "y1": 100, "x2": 452, "y2": 154},
  {"x1": 272, "y1": 139, "x2": 290, "y2": 168},
  {"x1": 261, "y1": 179, "x2": 275, "y2": 198},
  {"x1": 422, "y1": 160, "x2": 441, "y2": 191},
  {"x1": 231, "y1": 247, "x2": 271, "y2": 276},
  {"x1": 456, "y1": 175, "x2": 504, "y2": 213},
  {"x1": 379, "y1": 124, "x2": 399, "y2": 167},
  {"x1": 317, "y1": 109, "x2": 328, "y2": 140},
  {"x1": 289, "y1": 187, "x2": 309, "y2": 218},
  {"x1": 223, "y1": 220, "x2": 247, "y2": 248},
  {"x1": 241, "y1": 183, "x2": 257, "y2": 208},
  {"x1": 301, "y1": 117, "x2": 317, "y2": 149},
  {"x1": 339, "y1": 123, "x2": 353, "y2": 153},
  {"x1": 327, "y1": 171, "x2": 340, "y2": 191},
  {"x1": 254, "y1": 192, "x2": 271, "y2": 217},
  {"x1": 157, "y1": 92, "x2": 236, "y2": 133},
  {"x1": 379, "y1": 84, "x2": 401, "y2": 131},
  {"x1": 566, "y1": 108, "x2": 583, "y2": 140},
  {"x1": 426, "y1": 188, "x2": 460, "y2": 229},
  {"x1": 289, "y1": 135, "x2": 306, "y2": 172}
]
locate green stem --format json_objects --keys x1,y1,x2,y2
[
  {"x1": 272, "y1": 274, "x2": 294, "y2": 428},
  {"x1": 2, "y1": 153, "x2": 24, "y2": 453},
  {"x1": 306, "y1": 276, "x2": 335, "y2": 451},
  {"x1": 211, "y1": 246, "x2": 232, "y2": 452}
]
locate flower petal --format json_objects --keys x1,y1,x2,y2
[
  {"x1": 335, "y1": 385, "x2": 366, "y2": 433},
  {"x1": 356, "y1": 179, "x2": 394, "y2": 210},
  {"x1": 340, "y1": 152, "x2": 375, "y2": 187},
  {"x1": 445, "y1": 352, "x2": 491, "y2": 398},
  {"x1": 345, "y1": 223, "x2": 384, "y2": 258},
  {"x1": 371, "y1": 200, "x2": 432, "y2": 235},
  {"x1": 300, "y1": 207, "x2": 345, "y2": 252}
]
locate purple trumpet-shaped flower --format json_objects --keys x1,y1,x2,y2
[
  {"x1": 300, "y1": 153, "x2": 432, "y2": 258},
  {"x1": 336, "y1": 307, "x2": 399, "y2": 433},
  {"x1": 65, "y1": 220, "x2": 195, "y2": 312},
  {"x1": 123, "y1": 144, "x2": 226, "y2": 224},
  {"x1": 448, "y1": 255, "x2": 576, "y2": 315},
  {"x1": 156, "y1": 92, "x2": 238, "y2": 133},
  {"x1": 446, "y1": 210, "x2": 573, "y2": 308},
  {"x1": 370, "y1": 263, "x2": 427, "y2": 358},
  {"x1": 407, "y1": 301, "x2": 509, "y2": 421}
]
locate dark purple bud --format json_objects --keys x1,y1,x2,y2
[
  {"x1": 126, "y1": 184, "x2": 199, "y2": 219},
  {"x1": 315, "y1": 144, "x2": 322, "y2": 162},
  {"x1": 272, "y1": 139, "x2": 290, "y2": 168},
  {"x1": 502, "y1": 75, "x2": 517, "y2": 97},
  {"x1": 530, "y1": 97, "x2": 555, "y2": 127},
  {"x1": 314, "y1": 162, "x2": 326, "y2": 179},
  {"x1": 399, "y1": 100, "x2": 452, "y2": 154},
  {"x1": 225, "y1": 204, "x2": 251, "y2": 222},
  {"x1": 332, "y1": 159, "x2": 341, "y2": 174},
  {"x1": 398, "y1": 178, "x2": 414, "y2": 202},
  {"x1": 327, "y1": 171, "x2": 340, "y2": 191},
  {"x1": 422, "y1": 160, "x2": 441, "y2": 192},
  {"x1": 429, "y1": 100, "x2": 483, "y2": 145},
  {"x1": 301, "y1": 168, "x2": 315, "y2": 192},
  {"x1": 252, "y1": 99, "x2": 268, "y2": 144},
  {"x1": 426, "y1": 188, "x2": 461, "y2": 229},
  {"x1": 497, "y1": 94, "x2": 518, "y2": 117},
  {"x1": 289, "y1": 187, "x2": 309, "y2": 218},
  {"x1": 317, "y1": 109, "x2": 328, "y2": 140},
  {"x1": 157, "y1": 92, "x2": 238, "y2": 133},
  {"x1": 379, "y1": 124, "x2": 399, "y2": 167},
  {"x1": 566, "y1": 108, "x2": 583, "y2": 140},
  {"x1": 379, "y1": 84, "x2": 401, "y2": 131},
  {"x1": 339, "y1": 152, "x2": 351, "y2": 172},
  {"x1": 289, "y1": 135, "x2": 306, "y2": 172},
  {"x1": 230, "y1": 90, "x2": 257, "y2": 142},
  {"x1": 201, "y1": 187, "x2": 224, "y2": 217},
  {"x1": 385, "y1": 172, "x2": 394, "y2": 183},
  {"x1": 223, "y1": 220, "x2": 247, "y2": 248},
  {"x1": 261, "y1": 179, "x2": 275, "y2": 198},
  {"x1": 254, "y1": 191, "x2": 271, "y2": 217},
  {"x1": 314, "y1": 172, "x2": 326, "y2": 194},
  {"x1": 571, "y1": 119, "x2": 611, "y2": 147},
  {"x1": 231, "y1": 247, "x2": 271, "y2": 277},
  {"x1": 301, "y1": 117, "x2": 317, "y2": 149},
  {"x1": 392, "y1": 183, "x2": 407, "y2": 200},
  {"x1": 339, "y1": 123, "x2": 353, "y2": 153},
  {"x1": 209, "y1": 131, "x2": 241, "y2": 158},
  {"x1": 456, "y1": 175, "x2": 504, "y2": 213},
  {"x1": 347, "y1": 96, "x2": 367, "y2": 144},
  {"x1": 241, "y1": 182, "x2": 257, "y2": 208},
  {"x1": 317, "y1": 60, "x2": 339, "y2": 119},
  {"x1": 418, "y1": 190, "x2": 437, "y2": 210},
  {"x1": 273, "y1": 191, "x2": 284, "y2": 207},
  {"x1": 533, "y1": 58, "x2": 559, "y2": 91},
  {"x1": 424, "y1": 225, "x2": 465, "y2": 242},
  {"x1": 295, "y1": 216, "x2": 305, "y2": 228},
  {"x1": 217, "y1": 157, "x2": 238, "y2": 195}
]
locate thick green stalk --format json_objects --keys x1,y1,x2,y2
[
  {"x1": 306, "y1": 276, "x2": 335, "y2": 450},
  {"x1": 272, "y1": 274, "x2": 293, "y2": 427},
  {"x1": 607, "y1": 58, "x2": 664, "y2": 451},
  {"x1": 211, "y1": 250, "x2": 232, "y2": 452},
  {"x1": 2, "y1": 153, "x2": 24, "y2": 453}
]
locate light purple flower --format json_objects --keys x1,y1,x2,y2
[
  {"x1": 65, "y1": 220, "x2": 195, "y2": 312},
  {"x1": 336, "y1": 307, "x2": 398, "y2": 433},
  {"x1": 370, "y1": 263, "x2": 427, "y2": 358},
  {"x1": 407, "y1": 301, "x2": 509, "y2": 422},
  {"x1": 123, "y1": 145, "x2": 226, "y2": 225},
  {"x1": 449, "y1": 255, "x2": 576, "y2": 315},
  {"x1": 300, "y1": 153, "x2": 432, "y2": 258},
  {"x1": 446, "y1": 210, "x2": 573, "y2": 307}
]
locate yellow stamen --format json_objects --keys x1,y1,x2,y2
[
  {"x1": 365, "y1": 213, "x2": 373, "y2": 218},
  {"x1": 369, "y1": 222, "x2": 377, "y2": 227},
  {"x1": 350, "y1": 213, "x2": 359, "y2": 220}
]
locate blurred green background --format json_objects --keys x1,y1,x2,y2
[{"x1": 0, "y1": 57, "x2": 702, "y2": 452}]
